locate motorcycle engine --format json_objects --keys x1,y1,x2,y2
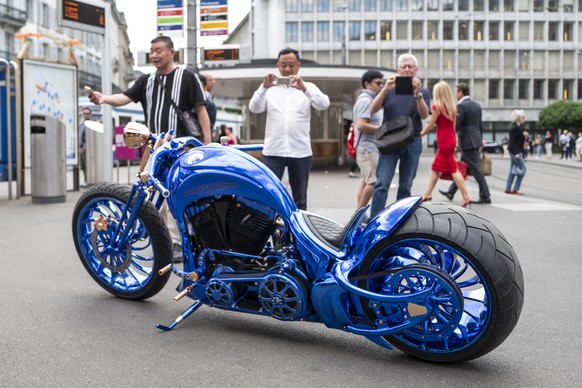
[{"x1": 186, "y1": 196, "x2": 276, "y2": 255}]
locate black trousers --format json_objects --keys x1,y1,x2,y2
[
  {"x1": 263, "y1": 155, "x2": 312, "y2": 210},
  {"x1": 448, "y1": 147, "x2": 491, "y2": 200}
]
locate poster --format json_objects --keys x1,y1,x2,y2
[{"x1": 22, "y1": 60, "x2": 78, "y2": 167}]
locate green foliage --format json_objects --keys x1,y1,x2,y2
[{"x1": 536, "y1": 101, "x2": 582, "y2": 131}]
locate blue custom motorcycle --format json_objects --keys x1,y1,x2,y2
[{"x1": 72, "y1": 122, "x2": 524, "y2": 362}]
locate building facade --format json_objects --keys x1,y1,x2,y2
[
  {"x1": 219, "y1": 0, "x2": 582, "y2": 149},
  {"x1": 0, "y1": 0, "x2": 135, "y2": 94}
]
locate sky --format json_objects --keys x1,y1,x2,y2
[{"x1": 115, "y1": 0, "x2": 251, "y2": 69}]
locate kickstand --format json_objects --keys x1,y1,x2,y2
[{"x1": 156, "y1": 300, "x2": 203, "y2": 331}]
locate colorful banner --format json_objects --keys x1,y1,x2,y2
[
  {"x1": 200, "y1": 0, "x2": 228, "y2": 36},
  {"x1": 157, "y1": 0, "x2": 183, "y2": 39}
]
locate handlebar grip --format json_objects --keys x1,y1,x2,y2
[{"x1": 151, "y1": 178, "x2": 170, "y2": 198}]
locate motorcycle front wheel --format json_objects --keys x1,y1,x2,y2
[
  {"x1": 72, "y1": 182, "x2": 172, "y2": 300},
  {"x1": 358, "y1": 202, "x2": 524, "y2": 362}
]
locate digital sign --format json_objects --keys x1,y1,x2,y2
[
  {"x1": 61, "y1": 0, "x2": 106, "y2": 34},
  {"x1": 203, "y1": 48, "x2": 240, "y2": 62}
]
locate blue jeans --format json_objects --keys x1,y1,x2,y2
[
  {"x1": 505, "y1": 154, "x2": 526, "y2": 192},
  {"x1": 263, "y1": 155, "x2": 312, "y2": 210},
  {"x1": 370, "y1": 136, "x2": 423, "y2": 218}
]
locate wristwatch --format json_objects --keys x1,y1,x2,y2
[{"x1": 415, "y1": 94, "x2": 423, "y2": 100}]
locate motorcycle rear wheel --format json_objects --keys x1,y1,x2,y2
[
  {"x1": 358, "y1": 202, "x2": 524, "y2": 362},
  {"x1": 72, "y1": 182, "x2": 172, "y2": 300}
]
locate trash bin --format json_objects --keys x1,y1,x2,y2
[
  {"x1": 30, "y1": 115, "x2": 66, "y2": 203},
  {"x1": 85, "y1": 120, "x2": 105, "y2": 184}
]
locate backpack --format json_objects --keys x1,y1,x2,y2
[{"x1": 346, "y1": 123, "x2": 358, "y2": 160}]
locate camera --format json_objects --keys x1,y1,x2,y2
[
  {"x1": 395, "y1": 77, "x2": 414, "y2": 95},
  {"x1": 276, "y1": 77, "x2": 291, "y2": 85},
  {"x1": 84, "y1": 86, "x2": 94, "y2": 96}
]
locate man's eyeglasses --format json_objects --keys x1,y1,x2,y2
[
  {"x1": 399, "y1": 64, "x2": 416, "y2": 70},
  {"x1": 373, "y1": 81, "x2": 385, "y2": 87}
]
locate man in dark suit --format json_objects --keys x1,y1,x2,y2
[{"x1": 439, "y1": 83, "x2": 491, "y2": 204}]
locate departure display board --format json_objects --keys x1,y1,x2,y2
[
  {"x1": 203, "y1": 48, "x2": 239, "y2": 62},
  {"x1": 62, "y1": 0, "x2": 105, "y2": 34}
]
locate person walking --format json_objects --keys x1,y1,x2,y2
[
  {"x1": 352, "y1": 70, "x2": 384, "y2": 211},
  {"x1": 534, "y1": 133, "x2": 543, "y2": 159},
  {"x1": 248, "y1": 47, "x2": 330, "y2": 210},
  {"x1": 576, "y1": 132, "x2": 582, "y2": 161},
  {"x1": 438, "y1": 83, "x2": 491, "y2": 204},
  {"x1": 505, "y1": 109, "x2": 527, "y2": 195},
  {"x1": 544, "y1": 130, "x2": 553, "y2": 159},
  {"x1": 89, "y1": 35, "x2": 212, "y2": 262},
  {"x1": 78, "y1": 107, "x2": 93, "y2": 187},
  {"x1": 369, "y1": 53, "x2": 430, "y2": 219},
  {"x1": 420, "y1": 81, "x2": 471, "y2": 208},
  {"x1": 559, "y1": 130, "x2": 569, "y2": 160}
]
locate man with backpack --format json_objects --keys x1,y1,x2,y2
[{"x1": 353, "y1": 70, "x2": 384, "y2": 211}]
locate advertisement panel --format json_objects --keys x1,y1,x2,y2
[{"x1": 200, "y1": 0, "x2": 228, "y2": 36}]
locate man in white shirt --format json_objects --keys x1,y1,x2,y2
[{"x1": 249, "y1": 48, "x2": 330, "y2": 210}]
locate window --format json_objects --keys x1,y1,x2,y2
[
  {"x1": 489, "y1": 50, "x2": 500, "y2": 68},
  {"x1": 395, "y1": 0, "x2": 408, "y2": 11},
  {"x1": 396, "y1": 21, "x2": 407, "y2": 40},
  {"x1": 412, "y1": 21, "x2": 423, "y2": 40},
  {"x1": 364, "y1": 21, "x2": 377, "y2": 40},
  {"x1": 286, "y1": 0, "x2": 298, "y2": 12},
  {"x1": 474, "y1": 51, "x2": 486, "y2": 70},
  {"x1": 534, "y1": 22, "x2": 543, "y2": 41},
  {"x1": 317, "y1": 0, "x2": 330, "y2": 12},
  {"x1": 332, "y1": 1, "x2": 345, "y2": 11},
  {"x1": 42, "y1": 3, "x2": 49, "y2": 27},
  {"x1": 411, "y1": 0, "x2": 423, "y2": 11},
  {"x1": 564, "y1": 51, "x2": 574, "y2": 69},
  {"x1": 474, "y1": 21, "x2": 484, "y2": 41},
  {"x1": 349, "y1": 21, "x2": 361, "y2": 40},
  {"x1": 504, "y1": 0, "x2": 514, "y2": 11},
  {"x1": 519, "y1": 22, "x2": 529, "y2": 41},
  {"x1": 489, "y1": 0, "x2": 499, "y2": 11},
  {"x1": 459, "y1": 21, "x2": 469, "y2": 40},
  {"x1": 505, "y1": 51, "x2": 516, "y2": 71},
  {"x1": 443, "y1": 21, "x2": 454, "y2": 40},
  {"x1": 489, "y1": 79, "x2": 500, "y2": 99},
  {"x1": 380, "y1": 21, "x2": 392, "y2": 40},
  {"x1": 504, "y1": 79, "x2": 515, "y2": 99},
  {"x1": 533, "y1": 52, "x2": 545, "y2": 71},
  {"x1": 333, "y1": 21, "x2": 345, "y2": 42},
  {"x1": 286, "y1": 22, "x2": 298, "y2": 41},
  {"x1": 504, "y1": 22, "x2": 514, "y2": 41},
  {"x1": 348, "y1": 0, "x2": 361, "y2": 11},
  {"x1": 547, "y1": 0, "x2": 559, "y2": 11},
  {"x1": 548, "y1": 22, "x2": 559, "y2": 41},
  {"x1": 364, "y1": 0, "x2": 376, "y2": 11},
  {"x1": 474, "y1": 0, "x2": 484, "y2": 11},
  {"x1": 534, "y1": 79, "x2": 544, "y2": 99},
  {"x1": 302, "y1": 22, "x2": 314, "y2": 42},
  {"x1": 564, "y1": 23, "x2": 573, "y2": 41},
  {"x1": 518, "y1": 80, "x2": 529, "y2": 99},
  {"x1": 563, "y1": 79, "x2": 573, "y2": 99},
  {"x1": 533, "y1": 0, "x2": 543, "y2": 11},
  {"x1": 301, "y1": 0, "x2": 314, "y2": 12},
  {"x1": 489, "y1": 22, "x2": 499, "y2": 40},
  {"x1": 459, "y1": 50, "x2": 471, "y2": 71},
  {"x1": 519, "y1": 51, "x2": 529, "y2": 69},
  {"x1": 317, "y1": 21, "x2": 330, "y2": 41},
  {"x1": 443, "y1": 0, "x2": 454, "y2": 10},
  {"x1": 474, "y1": 80, "x2": 486, "y2": 100},
  {"x1": 548, "y1": 79, "x2": 559, "y2": 99},
  {"x1": 459, "y1": 0, "x2": 470, "y2": 10},
  {"x1": 519, "y1": 0, "x2": 529, "y2": 11},
  {"x1": 380, "y1": 0, "x2": 392, "y2": 11},
  {"x1": 444, "y1": 50, "x2": 455, "y2": 70},
  {"x1": 427, "y1": 0, "x2": 439, "y2": 11},
  {"x1": 428, "y1": 52, "x2": 439, "y2": 70},
  {"x1": 428, "y1": 20, "x2": 439, "y2": 40}
]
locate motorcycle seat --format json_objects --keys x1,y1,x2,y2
[{"x1": 301, "y1": 207, "x2": 367, "y2": 251}]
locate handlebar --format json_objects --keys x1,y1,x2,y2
[{"x1": 151, "y1": 178, "x2": 170, "y2": 198}]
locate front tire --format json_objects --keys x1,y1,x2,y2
[
  {"x1": 358, "y1": 202, "x2": 524, "y2": 362},
  {"x1": 72, "y1": 182, "x2": 172, "y2": 300}
]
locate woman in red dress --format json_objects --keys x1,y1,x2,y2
[{"x1": 420, "y1": 81, "x2": 471, "y2": 207}]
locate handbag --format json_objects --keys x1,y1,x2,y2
[
  {"x1": 440, "y1": 161, "x2": 468, "y2": 181},
  {"x1": 155, "y1": 74, "x2": 203, "y2": 139},
  {"x1": 481, "y1": 153, "x2": 492, "y2": 176},
  {"x1": 510, "y1": 164, "x2": 525, "y2": 176},
  {"x1": 376, "y1": 115, "x2": 415, "y2": 154}
]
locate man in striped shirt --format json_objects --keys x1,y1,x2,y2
[{"x1": 89, "y1": 36, "x2": 211, "y2": 143}]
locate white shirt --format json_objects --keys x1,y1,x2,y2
[{"x1": 249, "y1": 82, "x2": 330, "y2": 158}]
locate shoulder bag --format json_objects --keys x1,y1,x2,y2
[
  {"x1": 155, "y1": 74, "x2": 203, "y2": 139},
  {"x1": 376, "y1": 115, "x2": 415, "y2": 154}
]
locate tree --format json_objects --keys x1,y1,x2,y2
[{"x1": 536, "y1": 101, "x2": 582, "y2": 131}]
